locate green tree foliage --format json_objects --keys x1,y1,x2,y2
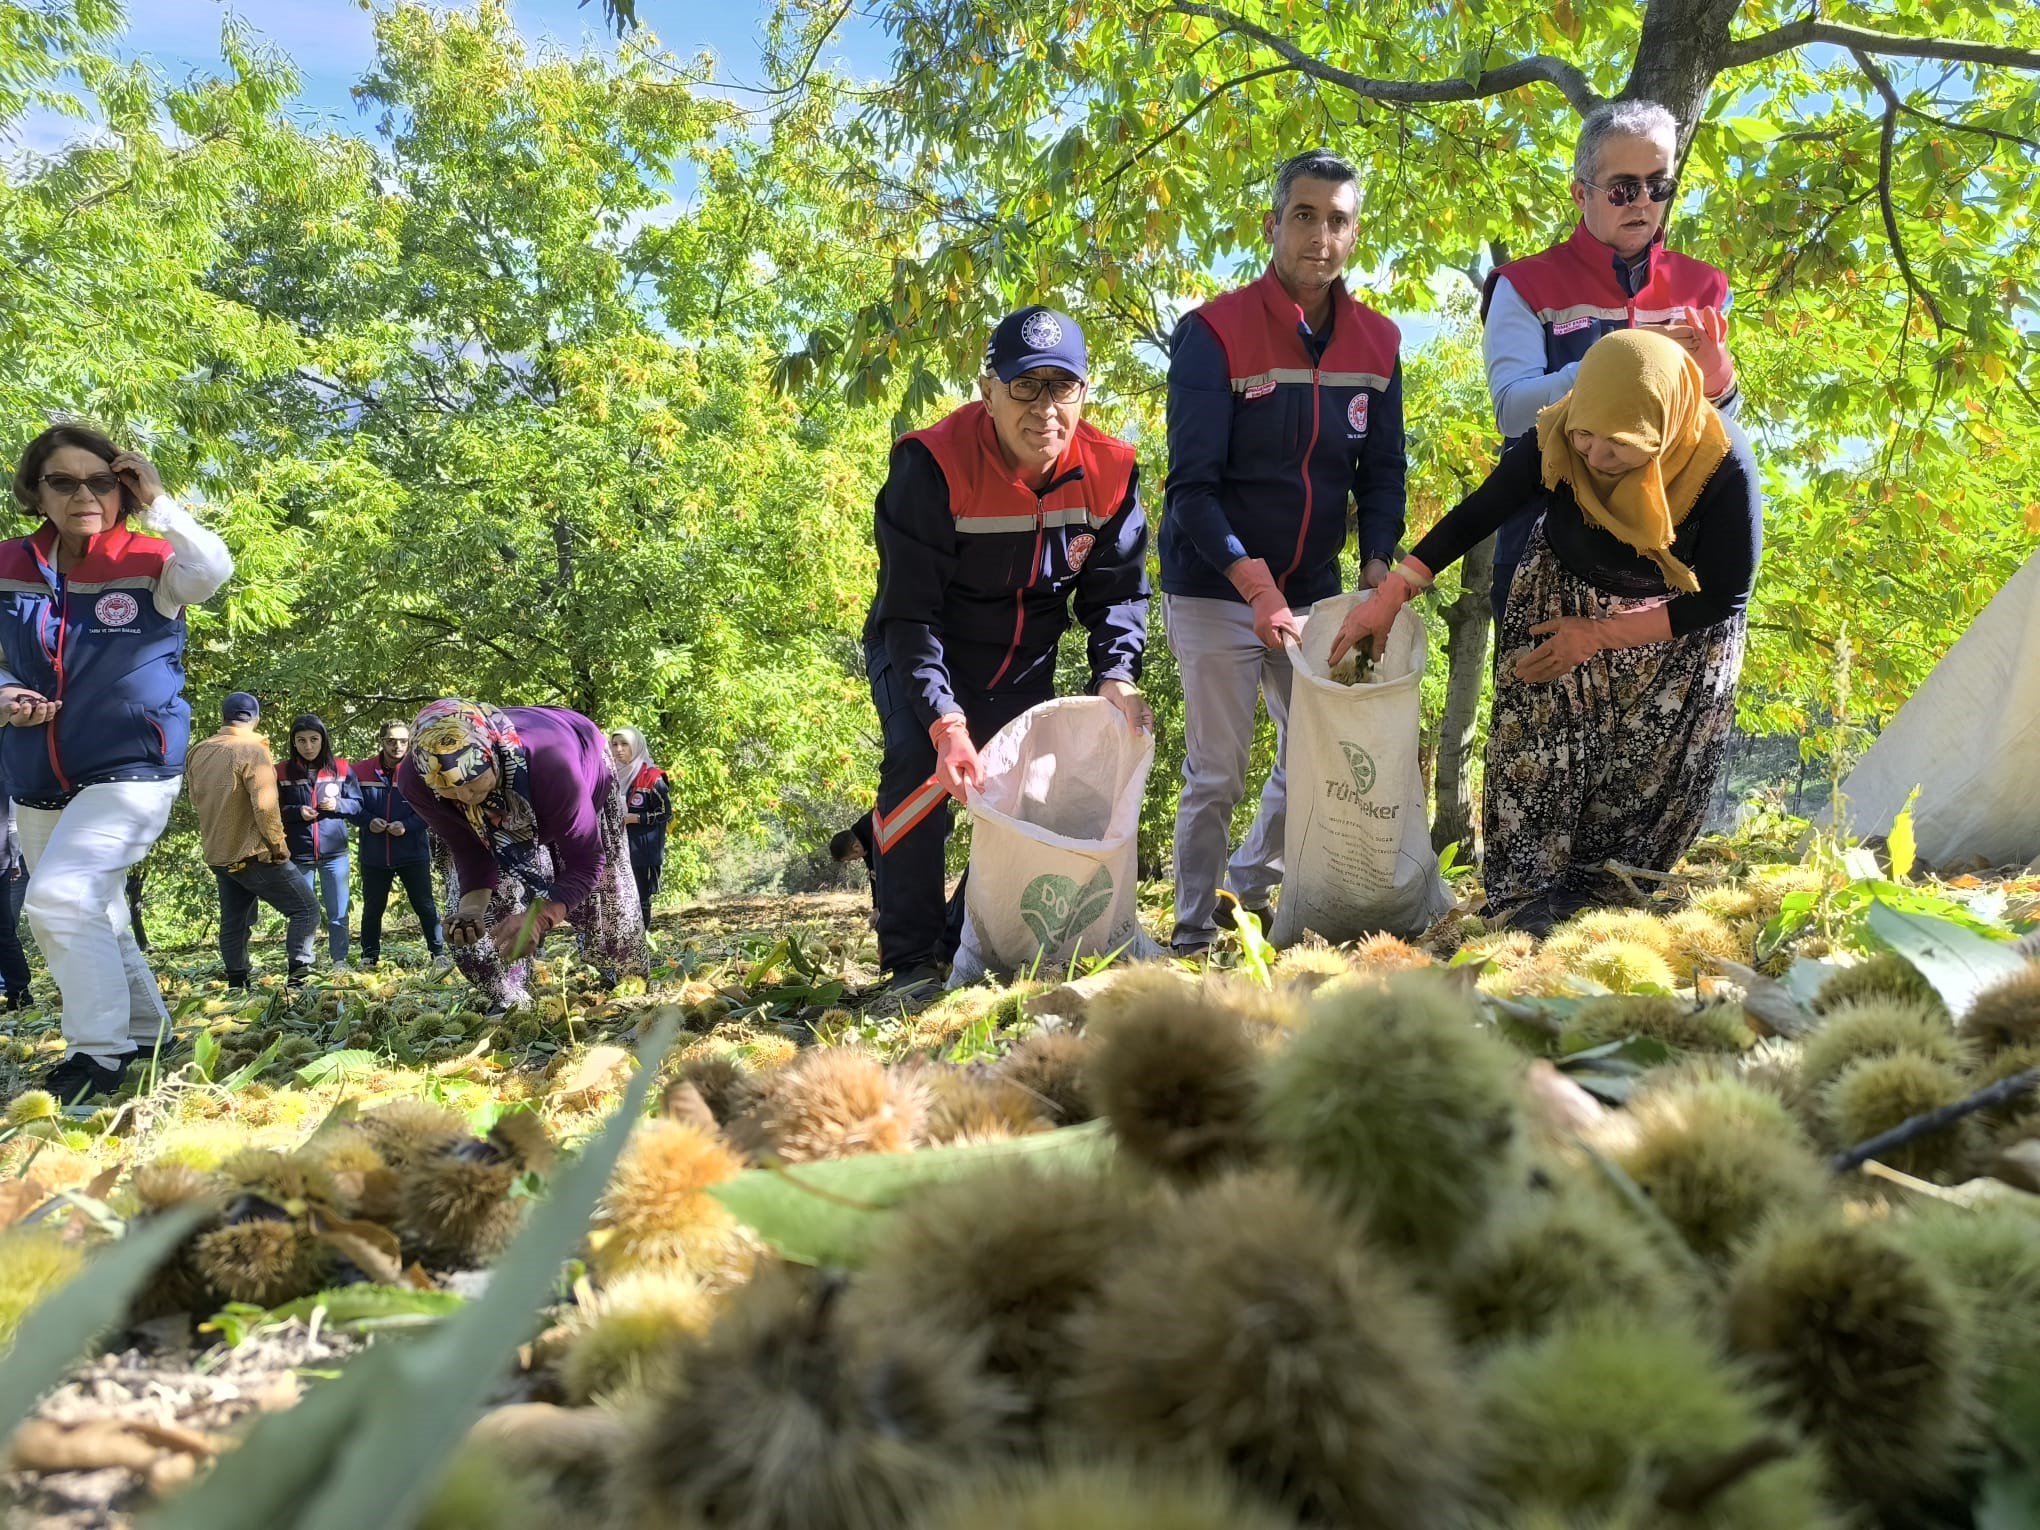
[{"x1": 0, "y1": 2, "x2": 909, "y2": 899}]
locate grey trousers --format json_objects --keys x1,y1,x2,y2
[
  {"x1": 216, "y1": 859, "x2": 320, "y2": 976},
  {"x1": 1165, "y1": 593, "x2": 1309, "y2": 947}
]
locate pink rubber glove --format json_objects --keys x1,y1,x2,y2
[
  {"x1": 931, "y1": 714, "x2": 983, "y2": 801},
  {"x1": 1225, "y1": 557, "x2": 1303, "y2": 649},
  {"x1": 1329, "y1": 555, "x2": 1432, "y2": 664},
  {"x1": 1690, "y1": 306, "x2": 1735, "y2": 400}
]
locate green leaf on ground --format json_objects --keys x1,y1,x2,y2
[{"x1": 711, "y1": 1120, "x2": 1115, "y2": 1267}]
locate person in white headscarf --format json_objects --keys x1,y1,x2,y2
[{"x1": 608, "y1": 726, "x2": 670, "y2": 930}]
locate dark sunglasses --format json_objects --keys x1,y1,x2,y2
[
  {"x1": 39, "y1": 472, "x2": 121, "y2": 500},
  {"x1": 1580, "y1": 174, "x2": 1678, "y2": 207}
]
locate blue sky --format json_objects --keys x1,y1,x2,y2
[
  {"x1": 104, "y1": 0, "x2": 896, "y2": 133},
  {"x1": 24, "y1": 1, "x2": 1445, "y2": 348}
]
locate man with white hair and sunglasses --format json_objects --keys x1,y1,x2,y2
[{"x1": 1482, "y1": 99, "x2": 1741, "y2": 622}]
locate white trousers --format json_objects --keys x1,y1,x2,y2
[
  {"x1": 1166, "y1": 593, "x2": 1309, "y2": 946},
  {"x1": 17, "y1": 778, "x2": 179, "y2": 1063}
]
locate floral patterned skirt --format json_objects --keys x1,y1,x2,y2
[
  {"x1": 437, "y1": 760, "x2": 649, "y2": 1007},
  {"x1": 1481, "y1": 521, "x2": 1746, "y2": 914}
]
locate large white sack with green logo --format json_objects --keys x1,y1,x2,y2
[
  {"x1": 1269, "y1": 592, "x2": 1453, "y2": 946},
  {"x1": 950, "y1": 695, "x2": 1161, "y2": 985}
]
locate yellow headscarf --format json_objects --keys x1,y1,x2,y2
[{"x1": 1535, "y1": 328, "x2": 1730, "y2": 594}]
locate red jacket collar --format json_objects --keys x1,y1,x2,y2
[
  {"x1": 1563, "y1": 220, "x2": 1666, "y2": 289},
  {"x1": 1250, "y1": 264, "x2": 1361, "y2": 361},
  {"x1": 28, "y1": 516, "x2": 137, "y2": 571}
]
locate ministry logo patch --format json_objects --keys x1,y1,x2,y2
[
  {"x1": 1347, "y1": 393, "x2": 1369, "y2": 436},
  {"x1": 1066, "y1": 532, "x2": 1096, "y2": 571},
  {"x1": 94, "y1": 592, "x2": 139, "y2": 627},
  {"x1": 1020, "y1": 310, "x2": 1063, "y2": 350}
]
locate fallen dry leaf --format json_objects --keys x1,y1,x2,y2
[
  {"x1": 308, "y1": 1206, "x2": 407, "y2": 1286},
  {"x1": 1994, "y1": 1139, "x2": 2040, "y2": 1195},
  {"x1": 549, "y1": 1044, "x2": 632, "y2": 1106},
  {"x1": 1711, "y1": 958, "x2": 1816, "y2": 1040},
  {"x1": 0, "y1": 1178, "x2": 51, "y2": 1230},
  {"x1": 468, "y1": 1403, "x2": 629, "y2": 1471},
  {"x1": 7, "y1": 1417, "x2": 219, "y2": 1477},
  {"x1": 1524, "y1": 1059, "x2": 1608, "y2": 1137}
]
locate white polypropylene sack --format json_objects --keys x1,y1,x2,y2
[
  {"x1": 950, "y1": 696, "x2": 1161, "y2": 984},
  {"x1": 1268, "y1": 592, "x2": 1453, "y2": 945},
  {"x1": 1829, "y1": 551, "x2": 2040, "y2": 867}
]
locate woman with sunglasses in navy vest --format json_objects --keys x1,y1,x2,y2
[{"x1": 0, "y1": 424, "x2": 232, "y2": 1100}]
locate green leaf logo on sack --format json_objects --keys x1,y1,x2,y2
[
  {"x1": 1340, "y1": 741, "x2": 1377, "y2": 796},
  {"x1": 1019, "y1": 865, "x2": 1115, "y2": 951}
]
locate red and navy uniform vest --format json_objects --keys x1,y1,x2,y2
[
  {"x1": 1159, "y1": 266, "x2": 1403, "y2": 606},
  {"x1": 0, "y1": 521, "x2": 192, "y2": 807},
  {"x1": 277, "y1": 758, "x2": 359, "y2": 864},
  {"x1": 1483, "y1": 223, "x2": 1730, "y2": 384},
  {"x1": 898, "y1": 401, "x2": 1137, "y2": 694},
  {"x1": 353, "y1": 755, "x2": 431, "y2": 867},
  {"x1": 625, "y1": 762, "x2": 670, "y2": 868}
]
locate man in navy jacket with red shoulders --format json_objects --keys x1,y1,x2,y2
[
  {"x1": 862, "y1": 306, "x2": 1153, "y2": 988},
  {"x1": 351, "y1": 717, "x2": 444, "y2": 967},
  {"x1": 1160, "y1": 148, "x2": 1407, "y2": 953}
]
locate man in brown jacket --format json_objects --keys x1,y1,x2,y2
[{"x1": 186, "y1": 691, "x2": 319, "y2": 988}]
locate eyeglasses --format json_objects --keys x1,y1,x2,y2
[
  {"x1": 1004, "y1": 376, "x2": 1085, "y2": 404},
  {"x1": 1580, "y1": 174, "x2": 1678, "y2": 207},
  {"x1": 39, "y1": 472, "x2": 120, "y2": 501}
]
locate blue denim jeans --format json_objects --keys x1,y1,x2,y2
[{"x1": 298, "y1": 852, "x2": 351, "y2": 963}]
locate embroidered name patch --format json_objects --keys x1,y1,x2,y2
[
  {"x1": 1243, "y1": 381, "x2": 1276, "y2": 400},
  {"x1": 1551, "y1": 316, "x2": 1594, "y2": 337},
  {"x1": 1347, "y1": 394, "x2": 1369, "y2": 436},
  {"x1": 94, "y1": 592, "x2": 139, "y2": 627},
  {"x1": 1067, "y1": 532, "x2": 1096, "y2": 572}
]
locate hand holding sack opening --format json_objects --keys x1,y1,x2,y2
[
  {"x1": 1329, "y1": 555, "x2": 1433, "y2": 666},
  {"x1": 1096, "y1": 677, "x2": 1154, "y2": 735},
  {"x1": 931, "y1": 714, "x2": 983, "y2": 801},
  {"x1": 1225, "y1": 557, "x2": 1304, "y2": 649}
]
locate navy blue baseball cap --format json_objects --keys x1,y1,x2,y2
[
  {"x1": 222, "y1": 690, "x2": 259, "y2": 723},
  {"x1": 984, "y1": 306, "x2": 1088, "y2": 383}
]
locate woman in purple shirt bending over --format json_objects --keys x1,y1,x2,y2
[{"x1": 397, "y1": 699, "x2": 647, "y2": 1008}]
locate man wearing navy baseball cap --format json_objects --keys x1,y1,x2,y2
[{"x1": 858, "y1": 305, "x2": 1153, "y2": 990}]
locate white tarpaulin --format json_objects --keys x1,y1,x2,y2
[
  {"x1": 1269, "y1": 592, "x2": 1453, "y2": 945},
  {"x1": 1832, "y1": 551, "x2": 2040, "y2": 867},
  {"x1": 949, "y1": 696, "x2": 1161, "y2": 984}
]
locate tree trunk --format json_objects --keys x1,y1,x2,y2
[
  {"x1": 1431, "y1": 534, "x2": 1495, "y2": 857},
  {"x1": 1621, "y1": 0, "x2": 1738, "y2": 138}
]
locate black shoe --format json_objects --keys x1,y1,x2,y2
[
  {"x1": 42, "y1": 1051, "x2": 134, "y2": 1104},
  {"x1": 1488, "y1": 897, "x2": 1558, "y2": 939},
  {"x1": 286, "y1": 965, "x2": 314, "y2": 990},
  {"x1": 879, "y1": 962, "x2": 945, "y2": 998},
  {"x1": 225, "y1": 970, "x2": 250, "y2": 991},
  {"x1": 4, "y1": 989, "x2": 29, "y2": 1011},
  {"x1": 1214, "y1": 901, "x2": 1273, "y2": 933}
]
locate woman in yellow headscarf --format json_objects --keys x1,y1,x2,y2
[{"x1": 1331, "y1": 328, "x2": 1761, "y2": 933}]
